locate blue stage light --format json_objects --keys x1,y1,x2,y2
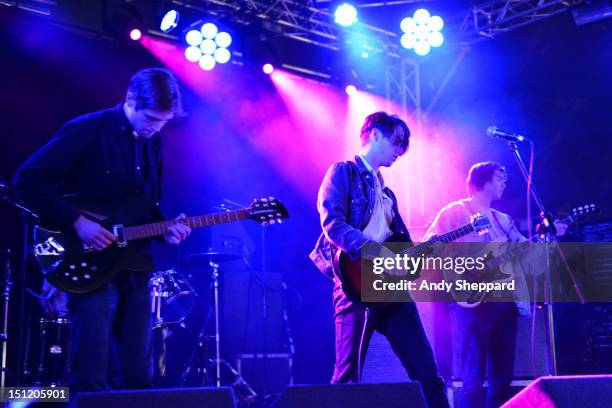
[
  {"x1": 185, "y1": 46, "x2": 202, "y2": 62},
  {"x1": 214, "y1": 48, "x2": 231, "y2": 64},
  {"x1": 199, "y1": 55, "x2": 216, "y2": 71},
  {"x1": 160, "y1": 9, "x2": 179, "y2": 33},
  {"x1": 186, "y1": 30, "x2": 203, "y2": 46},
  {"x1": 335, "y1": 3, "x2": 358, "y2": 27},
  {"x1": 185, "y1": 22, "x2": 232, "y2": 70},
  {"x1": 400, "y1": 9, "x2": 444, "y2": 56},
  {"x1": 201, "y1": 23, "x2": 218, "y2": 39}
]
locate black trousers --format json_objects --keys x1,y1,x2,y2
[
  {"x1": 67, "y1": 272, "x2": 152, "y2": 391},
  {"x1": 332, "y1": 282, "x2": 450, "y2": 408},
  {"x1": 455, "y1": 302, "x2": 518, "y2": 408}
]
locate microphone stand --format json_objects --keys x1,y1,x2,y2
[
  {"x1": 0, "y1": 249, "x2": 12, "y2": 392},
  {"x1": 506, "y1": 141, "x2": 558, "y2": 374},
  {"x1": 0, "y1": 182, "x2": 39, "y2": 388}
]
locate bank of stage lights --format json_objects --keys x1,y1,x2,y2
[
  {"x1": 184, "y1": 23, "x2": 232, "y2": 71},
  {"x1": 400, "y1": 9, "x2": 444, "y2": 56}
]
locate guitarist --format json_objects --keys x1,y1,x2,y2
[
  {"x1": 310, "y1": 112, "x2": 449, "y2": 408},
  {"x1": 423, "y1": 161, "x2": 566, "y2": 408},
  {"x1": 13, "y1": 68, "x2": 191, "y2": 391}
]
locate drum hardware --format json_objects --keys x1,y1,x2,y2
[
  {"x1": 149, "y1": 269, "x2": 197, "y2": 328},
  {"x1": 35, "y1": 317, "x2": 71, "y2": 386},
  {"x1": 180, "y1": 250, "x2": 255, "y2": 397}
]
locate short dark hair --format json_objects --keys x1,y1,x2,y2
[
  {"x1": 466, "y1": 161, "x2": 507, "y2": 194},
  {"x1": 360, "y1": 111, "x2": 410, "y2": 153},
  {"x1": 126, "y1": 68, "x2": 183, "y2": 115}
]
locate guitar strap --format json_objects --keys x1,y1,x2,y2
[{"x1": 145, "y1": 141, "x2": 160, "y2": 207}]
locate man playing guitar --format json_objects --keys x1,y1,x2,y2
[
  {"x1": 311, "y1": 112, "x2": 449, "y2": 407},
  {"x1": 13, "y1": 68, "x2": 191, "y2": 391}
]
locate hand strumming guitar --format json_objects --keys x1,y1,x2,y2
[{"x1": 73, "y1": 215, "x2": 116, "y2": 251}]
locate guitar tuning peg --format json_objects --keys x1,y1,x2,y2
[
  {"x1": 269, "y1": 219, "x2": 276, "y2": 225},
  {"x1": 277, "y1": 219, "x2": 282, "y2": 224},
  {"x1": 268, "y1": 196, "x2": 274, "y2": 200}
]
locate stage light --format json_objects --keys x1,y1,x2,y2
[
  {"x1": 345, "y1": 84, "x2": 357, "y2": 95},
  {"x1": 427, "y1": 31, "x2": 444, "y2": 48},
  {"x1": 400, "y1": 17, "x2": 416, "y2": 34},
  {"x1": 186, "y1": 30, "x2": 203, "y2": 46},
  {"x1": 263, "y1": 63, "x2": 274, "y2": 74},
  {"x1": 335, "y1": 3, "x2": 358, "y2": 27},
  {"x1": 428, "y1": 15, "x2": 444, "y2": 32},
  {"x1": 214, "y1": 32, "x2": 232, "y2": 48},
  {"x1": 185, "y1": 22, "x2": 232, "y2": 69},
  {"x1": 214, "y1": 48, "x2": 231, "y2": 64},
  {"x1": 361, "y1": 51, "x2": 369, "y2": 58},
  {"x1": 413, "y1": 8, "x2": 430, "y2": 25},
  {"x1": 129, "y1": 28, "x2": 142, "y2": 41},
  {"x1": 414, "y1": 40, "x2": 431, "y2": 56},
  {"x1": 160, "y1": 9, "x2": 179, "y2": 33},
  {"x1": 400, "y1": 33, "x2": 417, "y2": 49},
  {"x1": 400, "y1": 9, "x2": 444, "y2": 56},
  {"x1": 199, "y1": 55, "x2": 216, "y2": 71},
  {"x1": 185, "y1": 46, "x2": 202, "y2": 62},
  {"x1": 200, "y1": 39, "x2": 216, "y2": 55},
  {"x1": 201, "y1": 22, "x2": 218, "y2": 39}
]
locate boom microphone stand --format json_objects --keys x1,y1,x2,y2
[{"x1": 505, "y1": 141, "x2": 584, "y2": 376}]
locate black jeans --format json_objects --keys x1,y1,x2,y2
[
  {"x1": 455, "y1": 302, "x2": 518, "y2": 408},
  {"x1": 67, "y1": 272, "x2": 152, "y2": 391},
  {"x1": 332, "y1": 282, "x2": 449, "y2": 408}
]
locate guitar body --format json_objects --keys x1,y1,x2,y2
[
  {"x1": 449, "y1": 250, "x2": 515, "y2": 308},
  {"x1": 33, "y1": 223, "x2": 154, "y2": 294},
  {"x1": 333, "y1": 233, "x2": 413, "y2": 307}
]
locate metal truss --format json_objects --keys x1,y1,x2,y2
[
  {"x1": 179, "y1": 0, "x2": 403, "y2": 56},
  {"x1": 385, "y1": 58, "x2": 425, "y2": 221},
  {"x1": 454, "y1": 0, "x2": 587, "y2": 45}
]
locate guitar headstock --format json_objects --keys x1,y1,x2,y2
[
  {"x1": 569, "y1": 203, "x2": 600, "y2": 223},
  {"x1": 471, "y1": 213, "x2": 492, "y2": 235},
  {"x1": 247, "y1": 197, "x2": 290, "y2": 225}
]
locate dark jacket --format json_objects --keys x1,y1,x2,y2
[
  {"x1": 13, "y1": 105, "x2": 164, "y2": 238},
  {"x1": 310, "y1": 156, "x2": 411, "y2": 280}
]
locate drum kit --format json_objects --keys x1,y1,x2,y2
[
  {"x1": 34, "y1": 248, "x2": 257, "y2": 396},
  {"x1": 149, "y1": 249, "x2": 256, "y2": 396}
]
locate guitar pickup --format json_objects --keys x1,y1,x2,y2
[{"x1": 113, "y1": 224, "x2": 127, "y2": 247}]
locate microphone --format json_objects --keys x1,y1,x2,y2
[{"x1": 487, "y1": 126, "x2": 530, "y2": 142}]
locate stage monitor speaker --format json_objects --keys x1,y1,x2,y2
[
  {"x1": 274, "y1": 382, "x2": 426, "y2": 408},
  {"x1": 501, "y1": 375, "x2": 612, "y2": 408},
  {"x1": 71, "y1": 386, "x2": 236, "y2": 408}
]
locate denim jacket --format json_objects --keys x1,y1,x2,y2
[{"x1": 310, "y1": 156, "x2": 411, "y2": 280}]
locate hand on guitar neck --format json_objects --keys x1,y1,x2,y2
[
  {"x1": 162, "y1": 213, "x2": 191, "y2": 244},
  {"x1": 73, "y1": 212, "x2": 192, "y2": 251}
]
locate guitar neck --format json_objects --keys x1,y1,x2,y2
[
  {"x1": 124, "y1": 209, "x2": 249, "y2": 241},
  {"x1": 410, "y1": 222, "x2": 476, "y2": 253}
]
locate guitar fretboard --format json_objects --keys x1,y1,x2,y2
[
  {"x1": 403, "y1": 223, "x2": 477, "y2": 255},
  {"x1": 125, "y1": 209, "x2": 249, "y2": 241}
]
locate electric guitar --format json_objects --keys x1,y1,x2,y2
[
  {"x1": 33, "y1": 197, "x2": 289, "y2": 294},
  {"x1": 333, "y1": 214, "x2": 492, "y2": 307},
  {"x1": 453, "y1": 203, "x2": 600, "y2": 308}
]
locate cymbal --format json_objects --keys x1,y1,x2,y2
[{"x1": 188, "y1": 251, "x2": 242, "y2": 263}]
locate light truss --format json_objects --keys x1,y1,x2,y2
[
  {"x1": 454, "y1": 0, "x2": 586, "y2": 45},
  {"x1": 180, "y1": 0, "x2": 403, "y2": 56}
]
